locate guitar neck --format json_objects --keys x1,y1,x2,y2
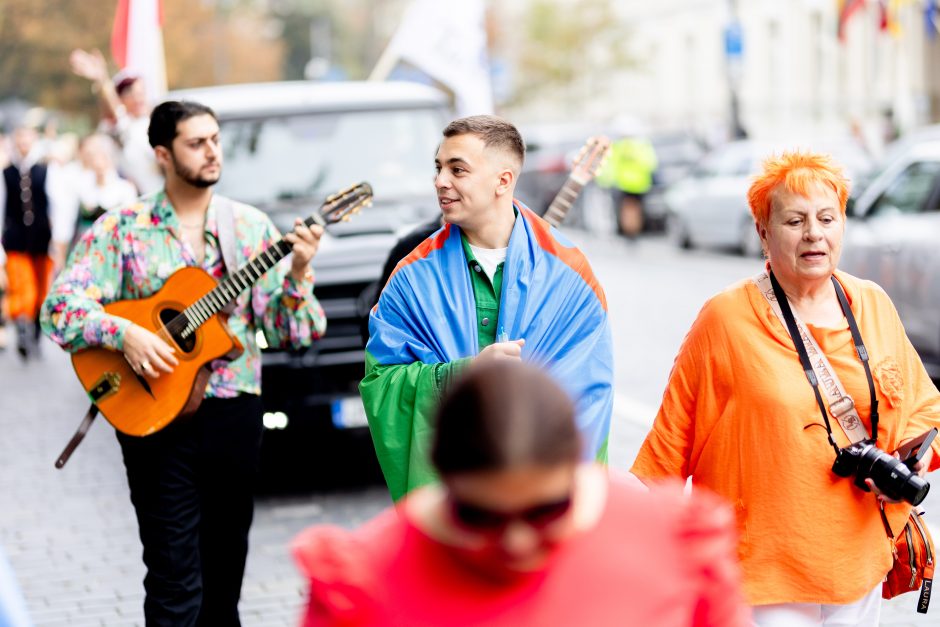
[
  {"x1": 543, "y1": 176, "x2": 586, "y2": 227},
  {"x1": 177, "y1": 232, "x2": 302, "y2": 338}
]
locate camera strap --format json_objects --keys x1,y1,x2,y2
[{"x1": 753, "y1": 271, "x2": 879, "y2": 450}]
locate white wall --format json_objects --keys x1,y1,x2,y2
[{"x1": 495, "y1": 0, "x2": 935, "y2": 148}]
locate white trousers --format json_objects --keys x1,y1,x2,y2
[{"x1": 751, "y1": 584, "x2": 882, "y2": 627}]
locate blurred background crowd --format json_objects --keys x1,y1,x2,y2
[{"x1": 4, "y1": 0, "x2": 940, "y2": 249}]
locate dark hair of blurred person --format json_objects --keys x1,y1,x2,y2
[
  {"x1": 431, "y1": 359, "x2": 579, "y2": 475},
  {"x1": 113, "y1": 71, "x2": 149, "y2": 119},
  {"x1": 293, "y1": 361, "x2": 751, "y2": 627}
]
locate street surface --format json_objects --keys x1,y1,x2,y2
[{"x1": 0, "y1": 232, "x2": 936, "y2": 625}]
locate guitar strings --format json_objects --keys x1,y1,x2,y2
[{"x1": 158, "y1": 189, "x2": 368, "y2": 343}]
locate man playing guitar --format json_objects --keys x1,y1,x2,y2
[{"x1": 41, "y1": 100, "x2": 326, "y2": 626}]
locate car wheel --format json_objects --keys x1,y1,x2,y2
[
  {"x1": 739, "y1": 218, "x2": 763, "y2": 258},
  {"x1": 666, "y1": 214, "x2": 692, "y2": 249}
]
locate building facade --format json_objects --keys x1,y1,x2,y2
[{"x1": 496, "y1": 0, "x2": 939, "y2": 153}]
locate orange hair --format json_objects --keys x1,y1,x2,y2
[{"x1": 746, "y1": 151, "x2": 850, "y2": 227}]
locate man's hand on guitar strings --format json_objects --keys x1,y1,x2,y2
[
  {"x1": 285, "y1": 218, "x2": 323, "y2": 282},
  {"x1": 123, "y1": 323, "x2": 179, "y2": 378}
]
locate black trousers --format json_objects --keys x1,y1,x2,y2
[{"x1": 117, "y1": 395, "x2": 264, "y2": 627}]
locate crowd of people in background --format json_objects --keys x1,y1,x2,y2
[{"x1": 0, "y1": 53, "x2": 159, "y2": 358}]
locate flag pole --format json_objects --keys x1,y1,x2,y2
[{"x1": 368, "y1": 43, "x2": 399, "y2": 81}]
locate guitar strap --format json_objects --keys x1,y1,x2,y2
[
  {"x1": 215, "y1": 196, "x2": 238, "y2": 315},
  {"x1": 55, "y1": 406, "x2": 98, "y2": 469},
  {"x1": 55, "y1": 197, "x2": 242, "y2": 469}
]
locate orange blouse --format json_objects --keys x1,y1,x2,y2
[{"x1": 631, "y1": 270, "x2": 940, "y2": 606}]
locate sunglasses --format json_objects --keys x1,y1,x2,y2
[{"x1": 449, "y1": 496, "x2": 573, "y2": 534}]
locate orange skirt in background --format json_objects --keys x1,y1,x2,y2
[{"x1": 5, "y1": 252, "x2": 52, "y2": 320}]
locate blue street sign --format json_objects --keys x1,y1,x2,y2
[{"x1": 725, "y1": 21, "x2": 744, "y2": 59}]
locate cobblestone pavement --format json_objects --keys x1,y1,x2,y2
[
  {"x1": 1, "y1": 234, "x2": 938, "y2": 626},
  {"x1": 0, "y1": 343, "x2": 390, "y2": 627}
]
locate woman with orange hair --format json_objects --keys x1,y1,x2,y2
[{"x1": 631, "y1": 150, "x2": 940, "y2": 625}]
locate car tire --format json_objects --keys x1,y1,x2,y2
[
  {"x1": 666, "y1": 214, "x2": 692, "y2": 249},
  {"x1": 738, "y1": 218, "x2": 763, "y2": 258}
]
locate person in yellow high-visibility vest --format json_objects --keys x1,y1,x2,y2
[{"x1": 596, "y1": 135, "x2": 657, "y2": 239}]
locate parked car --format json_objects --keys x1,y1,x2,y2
[
  {"x1": 664, "y1": 138, "x2": 873, "y2": 256},
  {"x1": 840, "y1": 140, "x2": 940, "y2": 377},
  {"x1": 168, "y1": 81, "x2": 451, "y2": 489},
  {"x1": 644, "y1": 131, "x2": 706, "y2": 231}
]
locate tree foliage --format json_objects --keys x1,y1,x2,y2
[
  {"x1": 0, "y1": 0, "x2": 284, "y2": 125},
  {"x1": 510, "y1": 0, "x2": 633, "y2": 109},
  {"x1": 0, "y1": 0, "x2": 111, "y2": 122}
]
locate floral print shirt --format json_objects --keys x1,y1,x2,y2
[{"x1": 41, "y1": 191, "x2": 326, "y2": 398}]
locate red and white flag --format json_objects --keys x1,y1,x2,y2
[{"x1": 111, "y1": 0, "x2": 167, "y2": 102}]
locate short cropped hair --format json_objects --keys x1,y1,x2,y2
[
  {"x1": 431, "y1": 361, "x2": 581, "y2": 477},
  {"x1": 148, "y1": 100, "x2": 217, "y2": 150},
  {"x1": 443, "y1": 115, "x2": 525, "y2": 171},
  {"x1": 747, "y1": 151, "x2": 850, "y2": 227}
]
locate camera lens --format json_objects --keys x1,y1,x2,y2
[{"x1": 862, "y1": 448, "x2": 931, "y2": 506}]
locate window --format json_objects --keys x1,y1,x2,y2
[
  {"x1": 216, "y1": 108, "x2": 443, "y2": 207},
  {"x1": 693, "y1": 144, "x2": 753, "y2": 178},
  {"x1": 868, "y1": 161, "x2": 940, "y2": 217}
]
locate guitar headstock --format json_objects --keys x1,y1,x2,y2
[
  {"x1": 570, "y1": 136, "x2": 611, "y2": 186},
  {"x1": 307, "y1": 182, "x2": 374, "y2": 228}
]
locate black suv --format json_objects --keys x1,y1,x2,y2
[{"x1": 169, "y1": 81, "x2": 450, "y2": 489}]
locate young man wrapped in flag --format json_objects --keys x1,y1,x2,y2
[{"x1": 361, "y1": 115, "x2": 613, "y2": 501}]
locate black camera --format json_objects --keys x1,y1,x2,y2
[{"x1": 832, "y1": 439, "x2": 930, "y2": 506}]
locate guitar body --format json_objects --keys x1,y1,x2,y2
[{"x1": 70, "y1": 266, "x2": 244, "y2": 437}]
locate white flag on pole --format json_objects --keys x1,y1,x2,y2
[{"x1": 383, "y1": 0, "x2": 493, "y2": 116}]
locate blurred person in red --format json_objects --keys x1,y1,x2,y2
[
  {"x1": 292, "y1": 361, "x2": 751, "y2": 627},
  {"x1": 0, "y1": 122, "x2": 72, "y2": 359},
  {"x1": 70, "y1": 48, "x2": 162, "y2": 195}
]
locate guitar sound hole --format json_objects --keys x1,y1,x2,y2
[{"x1": 159, "y1": 308, "x2": 197, "y2": 353}]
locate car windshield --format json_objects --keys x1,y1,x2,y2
[
  {"x1": 652, "y1": 134, "x2": 703, "y2": 166},
  {"x1": 215, "y1": 108, "x2": 443, "y2": 206}
]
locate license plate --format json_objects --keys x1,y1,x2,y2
[{"x1": 331, "y1": 397, "x2": 369, "y2": 429}]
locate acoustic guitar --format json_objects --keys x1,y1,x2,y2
[
  {"x1": 542, "y1": 135, "x2": 611, "y2": 228},
  {"x1": 68, "y1": 182, "x2": 373, "y2": 440}
]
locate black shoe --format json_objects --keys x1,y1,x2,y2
[{"x1": 15, "y1": 321, "x2": 29, "y2": 360}]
